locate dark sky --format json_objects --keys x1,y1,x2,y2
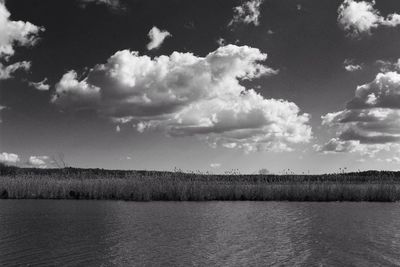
[{"x1": 2, "y1": 0, "x2": 400, "y2": 173}]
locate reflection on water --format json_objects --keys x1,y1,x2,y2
[{"x1": 0, "y1": 200, "x2": 399, "y2": 266}]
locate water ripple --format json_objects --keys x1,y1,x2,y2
[{"x1": 0, "y1": 201, "x2": 399, "y2": 266}]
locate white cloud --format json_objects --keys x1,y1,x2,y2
[
  {"x1": 0, "y1": 61, "x2": 30, "y2": 80},
  {"x1": 28, "y1": 77, "x2": 50, "y2": 91},
  {"x1": 318, "y1": 71, "x2": 400, "y2": 154},
  {"x1": 344, "y1": 64, "x2": 362, "y2": 72},
  {"x1": 338, "y1": 0, "x2": 400, "y2": 37},
  {"x1": 0, "y1": 2, "x2": 44, "y2": 59},
  {"x1": 78, "y1": 0, "x2": 123, "y2": 10},
  {"x1": 28, "y1": 155, "x2": 50, "y2": 168},
  {"x1": 210, "y1": 163, "x2": 221, "y2": 168},
  {"x1": 229, "y1": 0, "x2": 264, "y2": 26},
  {"x1": 0, "y1": 152, "x2": 20, "y2": 165},
  {"x1": 52, "y1": 45, "x2": 311, "y2": 152},
  {"x1": 146, "y1": 26, "x2": 171, "y2": 51},
  {"x1": 0, "y1": 2, "x2": 43, "y2": 79},
  {"x1": 52, "y1": 70, "x2": 100, "y2": 109},
  {"x1": 344, "y1": 59, "x2": 362, "y2": 72}
]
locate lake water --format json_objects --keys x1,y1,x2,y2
[{"x1": 0, "y1": 201, "x2": 399, "y2": 266}]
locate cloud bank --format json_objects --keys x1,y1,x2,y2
[
  {"x1": 318, "y1": 71, "x2": 400, "y2": 154},
  {"x1": 52, "y1": 45, "x2": 312, "y2": 152},
  {"x1": 229, "y1": 0, "x2": 264, "y2": 26},
  {"x1": 338, "y1": 0, "x2": 400, "y2": 37},
  {"x1": 146, "y1": 26, "x2": 171, "y2": 50}
]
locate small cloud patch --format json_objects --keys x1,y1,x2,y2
[{"x1": 146, "y1": 26, "x2": 171, "y2": 50}]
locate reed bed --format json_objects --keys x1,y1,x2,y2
[{"x1": 1, "y1": 166, "x2": 400, "y2": 201}]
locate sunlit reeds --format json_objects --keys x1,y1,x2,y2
[{"x1": 1, "y1": 165, "x2": 400, "y2": 201}]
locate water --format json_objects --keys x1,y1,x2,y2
[{"x1": 0, "y1": 201, "x2": 399, "y2": 266}]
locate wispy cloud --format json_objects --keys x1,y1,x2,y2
[
  {"x1": 0, "y1": 61, "x2": 31, "y2": 80},
  {"x1": 343, "y1": 59, "x2": 362, "y2": 72},
  {"x1": 229, "y1": 0, "x2": 264, "y2": 26},
  {"x1": 375, "y1": 58, "x2": 400, "y2": 72},
  {"x1": 78, "y1": 0, "x2": 124, "y2": 11},
  {"x1": 28, "y1": 78, "x2": 50, "y2": 91}
]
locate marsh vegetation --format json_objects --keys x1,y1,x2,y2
[{"x1": 1, "y1": 165, "x2": 400, "y2": 201}]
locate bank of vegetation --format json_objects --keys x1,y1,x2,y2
[{"x1": 1, "y1": 164, "x2": 400, "y2": 201}]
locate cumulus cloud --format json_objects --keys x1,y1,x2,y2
[
  {"x1": 78, "y1": 0, "x2": 123, "y2": 10},
  {"x1": 52, "y1": 70, "x2": 100, "y2": 109},
  {"x1": 0, "y1": 2, "x2": 43, "y2": 79},
  {"x1": 229, "y1": 0, "x2": 264, "y2": 26},
  {"x1": 0, "y1": 2, "x2": 44, "y2": 59},
  {"x1": 146, "y1": 26, "x2": 171, "y2": 51},
  {"x1": 343, "y1": 59, "x2": 362, "y2": 72},
  {"x1": 52, "y1": 45, "x2": 311, "y2": 152},
  {"x1": 28, "y1": 77, "x2": 50, "y2": 91},
  {"x1": 338, "y1": 0, "x2": 400, "y2": 37},
  {"x1": 0, "y1": 152, "x2": 20, "y2": 165},
  {"x1": 28, "y1": 155, "x2": 51, "y2": 168},
  {"x1": 318, "y1": 71, "x2": 400, "y2": 155}
]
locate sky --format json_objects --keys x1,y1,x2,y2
[{"x1": 2, "y1": 0, "x2": 400, "y2": 174}]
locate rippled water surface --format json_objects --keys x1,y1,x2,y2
[{"x1": 0, "y1": 200, "x2": 399, "y2": 266}]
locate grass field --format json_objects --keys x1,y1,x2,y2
[{"x1": 1, "y1": 164, "x2": 400, "y2": 201}]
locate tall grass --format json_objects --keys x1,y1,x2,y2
[{"x1": 1, "y1": 165, "x2": 400, "y2": 201}]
